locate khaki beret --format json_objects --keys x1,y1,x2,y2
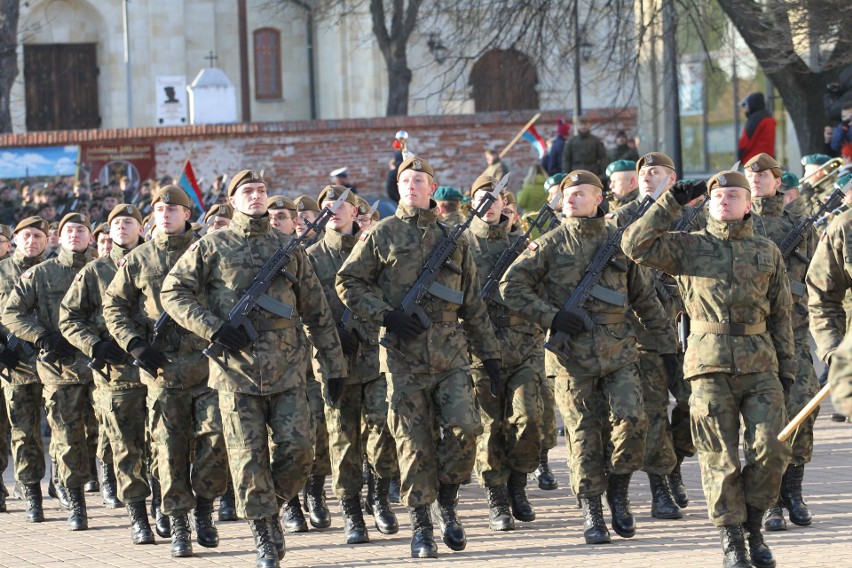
[
  {"x1": 267, "y1": 195, "x2": 297, "y2": 212},
  {"x1": 92, "y1": 222, "x2": 109, "y2": 239},
  {"x1": 203, "y1": 203, "x2": 234, "y2": 224},
  {"x1": 744, "y1": 153, "x2": 781, "y2": 177},
  {"x1": 502, "y1": 191, "x2": 516, "y2": 205},
  {"x1": 152, "y1": 185, "x2": 192, "y2": 209},
  {"x1": 294, "y1": 195, "x2": 320, "y2": 213},
  {"x1": 228, "y1": 169, "x2": 266, "y2": 196},
  {"x1": 0, "y1": 224, "x2": 11, "y2": 240},
  {"x1": 13, "y1": 216, "x2": 50, "y2": 236},
  {"x1": 708, "y1": 170, "x2": 750, "y2": 193},
  {"x1": 470, "y1": 175, "x2": 499, "y2": 196},
  {"x1": 354, "y1": 196, "x2": 370, "y2": 216},
  {"x1": 559, "y1": 170, "x2": 604, "y2": 192},
  {"x1": 637, "y1": 152, "x2": 676, "y2": 172},
  {"x1": 317, "y1": 185, "x2": 358, "y2": 208},
  {"x1": 107, "y1": 203, "x2": 143, "y2": 226},
  {"x1": 58, "y1": 212, "x2": 92, "y2": 234},
  {"x1": 396, "y1": 155, "x2": 434, "y2": 181}
]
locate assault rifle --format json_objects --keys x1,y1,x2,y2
[
  {"x1": 339, "y1": 309, "x2": 369, "y2": 344},
  {"x1": 131, "y1": 311, "x2": 177, "y2": 374},
  {"x1": 204, "y1": 189, "x2": 350, "y2": 370},
  {"x1": 0, "y1": 333, "x2": 36, "y2": 381},
  {"x1": 379, "y1": 176, "x2": 508, "y2": 358},
  {"x1": 779, "y1": 177, "x2": 851, "y2": 263}
]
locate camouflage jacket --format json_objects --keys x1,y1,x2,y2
[
  {"x1": 440, "y1": 209, "x2": 466, "y2": 228},
  {"x1": 826, "y1": 331, "x2": 852, "y2": 418},
  {"x1": 806, "y1": 207, "x2": 852, "y2": 363},
  {"x1": 464, "y1": 215, "x2": 541, "y2": 369},
  {"x1": 3, "y1": 247, "x2": 94, "y2": 386},
  {"x1": 499, "y1": 210, "x2": 672, "y2": 379},
  {"x1": 0, "y1": 248, "x2": 45, "y2": 385},
  {"x1": 60, "y1": 243, "x2": 141, "y2": 391},
  {"x1": 306, "y1": 224, "x2": 380, "y2": 384},
  {"x1": 104, "y1": 226, "x2": 208, "y2": 389},
  {"x1": 161, "y1": 211, "x2": 346, "y2": 395},
  {"x1": 336, "y1": 201, "x2": 500, "y2": 377},
  {"x1": 622, "y1": 190, "x2": 797, "y2": 381}
]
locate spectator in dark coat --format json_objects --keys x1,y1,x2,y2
[
  {"x1": 541, "y1": 118, "x2": 571, "y2": 175},
  {"x1": 561, "y1": 115, "x2": 608, "y2": 177}
]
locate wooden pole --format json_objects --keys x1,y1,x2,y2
[
  {"x1": 778, "y1": 383, "x2": 831, "y2": 442},
  {"x1": 499, "y1": 112, "x2": 542, "y2": 159}
]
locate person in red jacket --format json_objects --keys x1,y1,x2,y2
[{"x1": 738, "y1": 92, "x2": 776, "y2": 162}]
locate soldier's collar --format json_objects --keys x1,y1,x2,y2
[
  {"x1": 154, "y1": 223, "x2": 196, "y2": 250},
  {"x1": 323, "y1": 223, "x2": 360, "y2": 249},
  {"x1": 614, "y1": 188, "x2": 640, "y2": 203},
  {"x1": 563, "y1": 208, "x2": 607, "y2": 236},
  {"x1": 58, "y1": 245, "x2": 92, "y2": 270},
  {"x1": 750, "y1": 194, "x2": 784, "y2": 217},
  {"x1": 469, "y1": 214, "x2": 510, "y2": 239},
  {"x1": 395, "y1": 200, "x2": 440, "y2": 225},
  {"x1": 109, "y1": 242, "x2": 136, "y2": 265},
  {"x1": 12, "y1": 246, "x2": 44, "y2": 267},
  {"x1": 706, "y1": 214, "x2": 754, "y2": 240},
  {"x1": 230, "y1": 209, "x2": 271, "y2": 237}
]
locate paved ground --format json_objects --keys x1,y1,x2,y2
[{"x1": 1, "y1": 401, "x2": 850, "y2": 568}]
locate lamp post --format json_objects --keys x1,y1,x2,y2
[{"x1": 573, "y1": 0, "x2": 582, "y2": 118}]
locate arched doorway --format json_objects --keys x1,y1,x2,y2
[{"x1": 469, "y1": 48, "x2": 540, "y2": 112}]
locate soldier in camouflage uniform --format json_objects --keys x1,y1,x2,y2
[
  {"x1": 268, "y1": 196, "x2": 296, "y2": 236},
  {"x1": 4, "y1": 212, "x2": 96, "y2": 531},
  {"x1": 826, "y1": 332, "x2": 852, "y2": 418},
  {"x1": 0, "y1": 217, "x2": 49, "y2": 522},
  {"x1": 434, "y1": 186, "x2": 466, "y2": 227},
  {"x1": 744, "y1": 154, "x2": 820, "y2": 532},
  {"x1": 103, "y1": 186, "x2": 228, "y2": 558},
  {"x1": 463, "y1": 175, "x2": 542, "y2": 532},
  {"x1": 623, "y1": 170, "x2": 795, "y2": 568},
  {"x1": 306, "y1": 185, "x2": 399, "y2": 544},
  {"x1": 160, "y1": 170, "x2": 346, "y2": 568},
  {"x1": 500, "y1": 170, "x2": 669, "y2": 545},
  {"x1": 59, "y1": 203, "x2": 155, "y2": 545},
  {"x1": 337, "y1": 155, "x2": 501, "y2": 559},
  {"x1": 0, "y1": 224, "x2": 14, "y2": 513}
]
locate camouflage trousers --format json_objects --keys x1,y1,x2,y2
[
  {"x1": 147, "y1": 383, "x2": 228, "y2": 515},
  {"x1": 555, "y1": 363, "x2": 647, "y2": 499},
  {"x1": 219, "y1": 387, "x2": 314, "y2": 520},
  {"x1": 669, "y1": 354, "x2": 695, "y2": 458},
  {"x1": 473, "y1": 359, "x2": 542, "y2": 487},
  {"x1": 2, "y1": 382, "x2": 45, "y2": 485},
  {"x1": 387, "y1": 368, "x2": 482, "y2": 507},
  {"x1": 306, "y1": 376, "x2": 331, "y2": 477},
  {"x1": 0, "y1": 384, "x2": 8, "y2": 496},
  {"x1": 785, "y1": 348, "x2": 819, "y2": 465},
  {"x1": 536, "y1": 342, "x2": 558, "y2": 451},
  {"x1": 43, "y1": 383, "x2": 95, "y2": 489},
  {"x1": 689, "y1": 372, "x2": 790, "y2": 526},
  {"x1": 100, "y1": 386, "x2": 150, "y2": 504},
  {"x1": 324, "y1": 376, "x2": 398, "y2": 500},
  {"x1": 638, "y1": 351, "x2": 677, "y2": 475},
  {"x1": 91, "y1": 385, "x2": 113, "y2": 465}
]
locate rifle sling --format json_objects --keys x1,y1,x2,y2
[
  {"x1": 257, "y1": 293, "x2": 295, "y2": 320},
  {"x1": 789, "y1": 278, "x2": 807, "y2": 298},
  {"x1": 590, "y1": 284, "x2": 627, "y2": 307},
  {"x1": 427, "y1": 281, "x2": 464, "y2": 305}
]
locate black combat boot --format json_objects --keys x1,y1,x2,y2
[
  {"x1": 606, "y1": 473, "x2": 636, "y2": 538},
  {"x1": 304, "y1": 475, "x2": 331, "y2": 529},
  {"x1": 580, "y1": 495, "x2": 611, "y2": 544},
  {"x1": 648, "y1": 473, "x2": 682, "y2": 519},
  {"x1": 409, "y1": 505, "x2": 439, "y2": 558},
  {"x1": 744, "y1": 505, "x2": 776, "y2": 568},
  {"x1": 535, "y1": 449, "x2": 559, "y2": 490},
  {"x1": 719, "y1": 525, "x2": 752, "y2": 568},
  {"x1": 84, "y1": 458, "x2": 100, "y2": 493},
  {"x1": 282, "y1": 495, "x2": 308, "y2": 533},
  {"x1": 0, "y1": 487, "x2": 5, "y2": 512},
  {"x1": 370, "y1": 476, "x2": 399, "y2": 534},
  {"x1": 389, "y1": 475, "x2": 402, "y2": 503},
  {"x1": 67, "y1": 486, "x2": 88, "y2": 531},
  {"x1": 340, "y1": 497, "x2": 370, "y2": 544},
  {"x1": 431, "y1": 483, "x2": 466, "y2": 551},
  {"x1": 362, "y1": 463, "x2": 375, "y2": 515},
  {"x1": 667, "y1": 455, "x2": 689, "y2": 508},
  {"x1": 248, "y1": 518, "x2": 280, "y2": 568},
  {"x1": 14, "y1": 482, "x2": 44, "y2": 523},
  {"x1": 149, "y1": 474, "x2": 170, "y2": 538},
  {"x1": 126, "y1": 501, "x2": 156, "y2": 544},
  {"x1": 763, "y1": 500, "x2": 787, "y2": 532},
  {"x1": 484, "y1": 485, "x2": 515, "y2": 531},
  {"x1": 101, "y1": 462, "x2": 123, "y2": 508},
  {"x1": 507, "y1": 471, "x2": 536, "y2": 522},
  {"x1": 193, "y1": 496, "x2": 220, "y2": 548},
  {"x1": 48, "y1": 458, "x2": 70, "y2": 510},
  {"x1": 780, "y1": 464, "x2": 812, "y2": 526},
  {"x1": 218, "y1": 480, "x2": 238, "y2": 521},
  {"x1": 269, "y1": 514, "x2": 286, "y2": 560},
  {"x1": 170, "y1": 513, "x2": 194, "y2": 558}
]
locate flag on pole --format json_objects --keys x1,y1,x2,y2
[
  {"x1": 521, "y1": 124, "x2": 547, "y2": 159},
  {"x1": 178, "y1": 159, "x2": 205, "y2": 212}
]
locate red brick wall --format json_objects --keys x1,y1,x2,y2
[{"x1": 0, "y1": 109, "x2": 636, "y2": 201}]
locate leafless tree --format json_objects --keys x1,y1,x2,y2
[{"x1": 0, "y1": 0, "x2": 21, "y2": 133}]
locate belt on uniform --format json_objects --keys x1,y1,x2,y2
[
  {"x1": 592, "y1": 313, "x2": 627, "y2": 325},
  {"x1": 495, "y1": 315, "x2": 526, "y2": 328},
  {"x1": 690, "y1": 320, "x2": 766, "y2": 336},
  {"x1": 256, "y1": 318, "x2": 298, "y2": 332},
  {"x1": 425, "y1": 311, "x2": 458, "y2": 323}
]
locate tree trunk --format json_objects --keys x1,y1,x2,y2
[
  {"x1": 769, "y1": 70, "x2": 834, "y2": 155},
  {"x1": 385, "y1": 58, "x2": 412, "y2": 116},
  {"x1": 0, "y1": 0, "x2": 21, "y2": 133}
]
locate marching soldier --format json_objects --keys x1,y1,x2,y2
[
  {"x1": 434, "y1": 186, "x2": 466, "y2": 227},
  {"x1": 160, "y1": 169, "x2": 346, "y2": 568},
  {"x1": 0, "y1": 223, "x2": 12, "y2": 512},
  {"x1": 268, "y1": 196, "x2": 297, "y2": 236},
  {"x1": 294, "y1": 195, "x2": 322, "y2": 245},
  {"x1": 605, "y1": 160, "x2": 639, "y2": 211},
  {"x1": 355, "y1": 196, "x2": 379, "y2": 231},
  {"x1": 622, "y1": 171, "x2": 795, "y2": 568},
  {"x1": 826, "y1": 332, "x2": 852, "y2": 419},
  {"x1": 0, "y1": 224, "x2": 11, "y2": 260},
  {"x1": 337, "y1": 155, "x2": 501, "y2": 558},
  {"x1": 103, "y1": 186, "x2": 228, "y2": 558},
  {"x1": 203, "y1": 203, "x2": 234, "y2": 233}
]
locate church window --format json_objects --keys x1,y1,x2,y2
[{"x1": 254, "y1": 28, "x2": 282, "y2": 100}]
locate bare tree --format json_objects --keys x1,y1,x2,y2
[{"x1": 0, "y1": 0, "x2": 21, "y2": 133}]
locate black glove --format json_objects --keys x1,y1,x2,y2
[
  {"x1": 780, "y1": 377, "x2": 793, "y2": 397},
  {"x1": 0, "y1": 345, "x2": 21, "y2": 372},
  {"x1": 383, "y1": 309, "x2": 427, "y2": 341},
  {"x1": 660, "y1": 353, "x2": 683, "y2": 391},
  {"x1": 36, "y1": 332, "x2": 77, "y2": 359},
  {"x1": 212, "y1": 321, "x2": 252, "y2": 352},
  {"x1": 92, "y1": 340, "x2": 127, "y2": 365},
  {"x1": 128, "y1": 337, "x2": 168, "y2": 374},
  {"x1": 338, "y1": 328, "x2": 360, "y2": 356},
  {"x1": 327, "y1": 377, "x2": 345, "y2": 405},
  {"x1": 550, "y1": 309, "x2": 591, "y2": 335},
  {"x1": 671, "y1": 179, "x2": 708, "y2": 206},
  {"x1": 483, "y1": 359, "x2": 502, "y2": 398}
]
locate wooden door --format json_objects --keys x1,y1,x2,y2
[
  {"x1": 24, "y1": 43, "x2": 100, "y2": 131},
  {"x1": 470, "y1": 48, "x2": 540, "y2": 112}
]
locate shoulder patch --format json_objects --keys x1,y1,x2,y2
[
  {"x1": 189, "y1": 242, "x2": 200, "y2": 251},
  {"x1": 119, "y1": 258, "x2": 128, "y2": 267},
  {"x1": 527, "y1": 242, "x2": 539, "y2": 252},
  {"x1": 604, "y1": 213, "x2": 616, "y2": 220},
  {"x1": 74, "y1": 273, "x2": 83, "y2": 282},
  {"x1": 22, "y1": 270, "x2": 33, "y2": 279},
  {"x1": 359, "y1": 232, "x2": 369, "y2": 241}
]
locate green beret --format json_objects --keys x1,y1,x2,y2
[
  {"x1": 317, "y1": 184, "x2": 358, "y2": 208},
  {"x1": 294, "y1": 195, "x2": 320, "y2": 213},
  {"x1": 708, "y1": 170, "x2": 750, "y2": 193},
  {"x1": 92, "y1": 222, "x2": 109, "y2": 239},
  {"x1": 744, "y1": 153, "x2": 781, "y2": 177},
  {"x1": 836, "y1": 173, "x2": 852, "y2": 191},
  {"x1": 780, "y1": 172, "x2": 799, "y2": 191},
  {"x1": 396, "y1": 155, "x2": 434, "y2": 181},
  {"x1": 469, "y1": 176, "x2": 498, "y2": 196},
  {"x1": 606, "y1": 160, "x2": 637, "y2": 177},
  {"x1": 559, "y1": 170, "x2": 604, "y2": 192},
  {"x1": 58, "y1": 212, "x2": 92, "y2": 233},
  {"x1": 107, "y1": 203, "x2": 143, "y2": 226},
  {"x1": 228, "y1": 169, "x2": 266, "y2": 196},
  {"x1": 544, "y1": 173, "x2": 567, "y2": 192},
  {"x1": 152, "y1": 185, "x2": 192, "y2": 209},
  {"x1": 0, "y1": 224, "x2": 10, "y2": 240},
  {"x1": 13, "y1": 216, "x2": 50, "y2": 236},
  {"x1": 801, "y1": 154, "x2": 832, "y2": 166},
  {"x1": 203, "y1": 203, "x2": 234, "y2": 223},
  {"x1": 637, "y1": 152, "x2": 675, "y2": 171},
  {"x1": 434, "y1": 186, "x2": 463, "y2": 201},
  {"x1": 267, "y1": 195, "x2": 296, "y2": 212}
]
